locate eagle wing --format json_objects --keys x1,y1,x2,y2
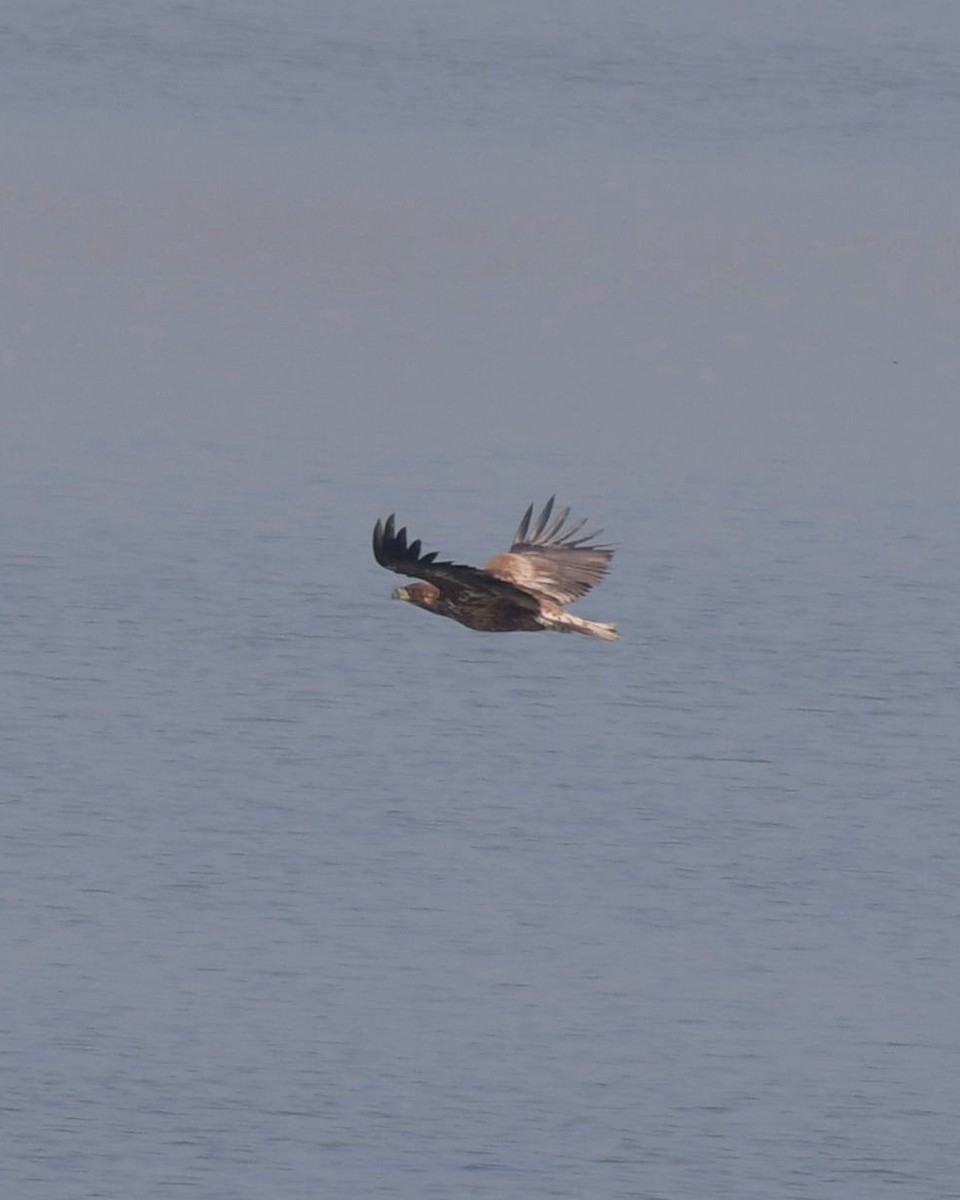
[
  {"x1": 484, "y1": 496, "x2": 614, "y2": 606},
  {"x1": 373, "y1": 514, "x2": 543, "y2": 611}
]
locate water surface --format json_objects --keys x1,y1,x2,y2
[{"x1": 3, "y1": 5, "x2": 960, "y2": 1198}]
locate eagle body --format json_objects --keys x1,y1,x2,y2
[
  {"x1": 373, "y1": 498, "x2": 617, "y2": 640},
  {"x1": 395, "y1": 581, "x2": 546, "y2": 632}
]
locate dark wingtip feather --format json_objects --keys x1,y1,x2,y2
[
  {"x1": 542, "y1": 505, "x2": 571, "y2": 542},
  {"x1": 559, "y1": 517, "x2": 587, "y2": 540},
  {"x1": 372, "y1": 517, "x2": 385, "y2": 563},
  {"x1": 511, "y1": 497, "x2": 612, "y2": 552},
  {"x1": 515, "y1": 502, "x2": 534, "y2": 544},
  {"x1": 374, "y1": 511, "x2": 453, "y2": 573},
  {"x1": 533, "y1": 496, "x2": 555, "y2": 540},
  {"x1": 374, "y1": 513, "x2": 403, "y2": 565},
  {"x1": 565, "y1": 529, "x2": 609, "y2": 549}
]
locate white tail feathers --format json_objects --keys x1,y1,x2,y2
[{"x1": 546, "y1": 612, "x2": 619, "y2": 641}]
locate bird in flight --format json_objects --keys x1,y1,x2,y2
[{"x1": 372, "y1": 497, "x2": 617, "y2": 640}]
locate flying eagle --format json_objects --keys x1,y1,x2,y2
[{"x1": 372, "y1": 497, "x2": 617, "y2": 640}]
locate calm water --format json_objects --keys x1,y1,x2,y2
[
  {"x1": 4, "y1": 0, "x2": 960, "y2": 155},
  {"x1": 4, "y1": 4, "x2": 960, "y2": 1198}
]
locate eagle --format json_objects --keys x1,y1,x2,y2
[{"x1": 372, "y1": 496, "x2": 617, "y2": 640}]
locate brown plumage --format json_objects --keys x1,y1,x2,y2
[{"x1": 372, "y1": 497, "x2": 617, "y2": 640}]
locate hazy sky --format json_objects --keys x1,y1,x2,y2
[
  {"x1": 3, "y1": 120, "x2": 958, "y2": 496},
  {"x1": 4, "y1": 1, "x2": 959, "y2": 493}
]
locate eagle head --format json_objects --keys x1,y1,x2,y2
[{"x1": 392, "y1": 582, "x2": 439, "y2": 610}]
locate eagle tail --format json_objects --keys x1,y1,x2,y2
[{"x1": 546, "y1": 612, "x2": 619, "y2": 641}]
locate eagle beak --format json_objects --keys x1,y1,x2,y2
[{"x1": 392, "y1": 585, "x2": 410, "y2": 601}]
